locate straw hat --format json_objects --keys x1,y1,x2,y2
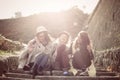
[{"x1": 36, "y1": 26, "x2": 47, "y2": 34}]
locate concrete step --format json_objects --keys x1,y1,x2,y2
[
  {"x1": 7, "y1": 71, "x2": 118, "y2": 77},
  {"x1": 5, "y1": 73, "x2": 33, "y2": 78},
  {"x1": 5, "y1": 72, "x2": 119, "y2": 79},
  {"x1": 0, "y1": 76, "x2": 39, "y2": 80},
  {"x1": 96, "y1": 72, "x2": 117, "y2": 76},
  {"x1": 52, "y1": 70, "x2": 117, "y2": 76},
  {"x1": 9, "y1": 70, "x2": 73, "y2": 76},
  {"x1": 10, "y1": 70, "x2": 52, "y2": 76},
  {"x1": 1, "y1": 75, "x2": 119, "y2": 80},
  {"x1": 96, "y1": 67, "x2": 108, "y2": 72},
  {"x1": 35, "y1": 76, "x2": 120, "y2": 80},
  {"x1": 96, "y1": 69, "x2": 108, "y2": 72}
]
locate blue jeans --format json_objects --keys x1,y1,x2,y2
[{"x1": 31, "y1": 53, "x2": 49, "y2": 75}]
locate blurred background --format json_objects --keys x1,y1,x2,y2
[{"x1": 0, "y1": 0, "x2": 98, "y2": 43}]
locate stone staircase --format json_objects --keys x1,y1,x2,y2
[
  {"x1": 0, "y1": 55, "x2": 119, "y2": 80},
  {"x1": 0, "y1": 69, "x2": 119, "y2": 80}
]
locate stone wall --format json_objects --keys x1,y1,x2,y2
[{"x1": 87, "y1": 0, "x2": 120, "y2": 50}]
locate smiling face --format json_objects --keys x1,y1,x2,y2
[{"x1": 59, "y1": 34, "x2": 69, "y2": 45}]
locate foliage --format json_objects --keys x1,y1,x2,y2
[{"x1": 0, "y1": 34, "x2": 25, "y2": 53}]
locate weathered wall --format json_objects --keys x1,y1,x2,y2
[{"x1": 87, "y1": 0, "x2": 120, "y2": 50}]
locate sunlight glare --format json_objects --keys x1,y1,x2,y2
[
  {"x1": 0, "y1": 0, "x2": 99, "y2": 18},
  {"x1": 21, "y1": 0, "x2": 99, "y2": 17}
]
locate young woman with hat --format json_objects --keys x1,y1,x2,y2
[{"x1": 18, "y1": 26, "x2": 55, "y2": 75}]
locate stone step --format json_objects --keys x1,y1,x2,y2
[
  {"x1": 95, "y1": 67, "x2": 108, "y2": 72},
  {"x1": 5, "y1": 73, "x2": 33, "y2": 78},
  {"x1": 35, "y1": 76, "x2": 120, "y2": 80},
  {"x1": 52, "y1": 70, "x2": 116, "y2": 76},
  {"x1": 96, "y1": 69, "x2": 108, "y2": 72},
  {"x1": 5, "y1": 72, "x2": 119, "y2": 79},
  {"x1": 9, "y1": 70, "x2": 73, "y2": 76},
  {"x1": 10, "y1": 68, "x2": 108, "y2": 75},
  {"x1": 7, "y1": 71, "x2": 117, "y2": 77},
  {"x1": 0, "y1": 76, "x2": 39, "y2": 80},
  {"x1": 1, "y1": 75, "x2": 119, "y2": 80},
  {"x1": 96, "y1": 72, "x2": 117, "y2": 76},
  {"x1": 10, "y1": 70, "x2": 52, "y2": 76}
]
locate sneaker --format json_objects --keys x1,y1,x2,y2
[
  {"x1": 23, "y1": 65, "x2": 30, "y2": 71},
  {"x1": 63, "y1": 71, "x2": 69, "y2": 76},
  {"x1": 80, "y1": 71, "x2": 88, "y2": 76}
]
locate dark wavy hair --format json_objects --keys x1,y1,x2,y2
[
  {"x1": 74, "y1": 31, "x2": 91, "y2": 49},
  {"x1": 78, "y1": 31, "x2": 90, "y2": 47}
]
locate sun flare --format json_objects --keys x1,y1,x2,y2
[
  {"x1": 21, "y1": 0, "x2": 99, "y2": 17},
  {"x1": 0, "y1": 0, "x2": 99, "y2": 19}
]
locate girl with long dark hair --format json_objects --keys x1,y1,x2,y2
[{"x1": 72, "y1": 31, "x2": 94, "y2": 75}]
